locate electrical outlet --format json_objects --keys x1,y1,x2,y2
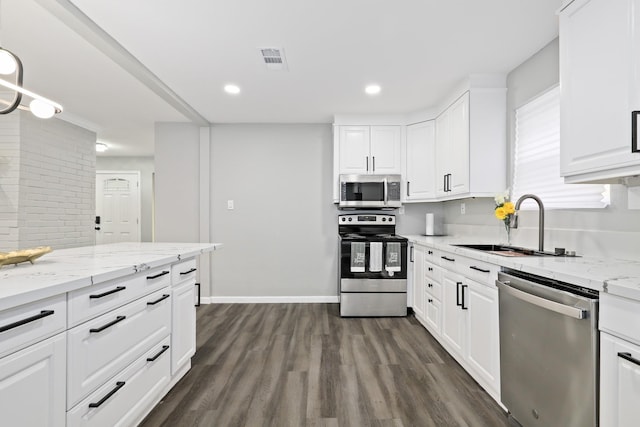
[
  {"x1": 460, "y1": 202, "x2": 466, "y2": 215},
  {"x1": 227, "y1": 200, "x2": 234, "y2": 210},
  {"x1": 398, "y1": 206, "x2": 405, "y2": 215}
]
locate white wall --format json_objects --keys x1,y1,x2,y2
[
  {"x1": 0, "y1": 112, "x2": 96, "y2": 251},
  {"x1": 154, "y1": 122, "x2": 200, "y2": 243},
  {"x1": 210, "y1": 124, "x2": 337, "y2": 301},
  {"x1": 96, "y1": 156, "x2": 154, "y2": 242}
]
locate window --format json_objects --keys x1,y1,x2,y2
[{"x1": 513, "y1": 86, "x2": 609, "y2": 209}]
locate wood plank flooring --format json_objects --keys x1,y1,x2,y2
[{"x1": 140, "y1": 304, "x2": 509, "y2": 427}]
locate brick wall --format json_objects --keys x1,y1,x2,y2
[
  {"x1": 0, "y1": 114, "x2": 20, "y2": 249},
  {"x1": 0, "y1": 112, "x2": 96, "y2": 251}
]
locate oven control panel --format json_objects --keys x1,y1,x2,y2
[{"x1": 338, "y1": 214, "x2": 394, "y2": 225}]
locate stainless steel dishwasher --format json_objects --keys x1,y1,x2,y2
[{"x1": 497, "y1": 269, "x2": 599, "y2": 427}]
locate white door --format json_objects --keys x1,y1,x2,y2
[
  {"x1": 369, "y1": 126, "x2": 402, "y2": 174},
  {"x1": 412, "y1": 245, "x2": 425, "y2": 321},
  {"x1": 435, "y1": 109, "x2": 451, "y2": 196},
  {"x1": 96, "y1": 171, "x2": 141, "y2": 244},
  {"x1": 441, "y1": 271, "x2": 466, "y2": 358},
  {"x1": 449, "y1": 93, "x2": 470, "y2": 194},
  {"x1": 338, "y1": 126, "x2": 370, "y2": 174},
  {"x1": 406, "y1": 121, "x2": 436, "y2": 200}
]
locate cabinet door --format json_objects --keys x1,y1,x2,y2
[
  {"x1": 601, "y1": 332, "x2": 640, "y2": 427},
  {"x1": 406, "y1": 121, "x2": 436, "y2": 200},
  {"x1": 435, "y1": 110, "x2": 451, "y2": 196},
  {"x1": 466, "y1": 279, "x2": 500, "y2": 394},
  {"x1": 448, "y1": 93, "x2": 470, "y2": 194},
  {"x1": 412, "y1": 246, "x2": 426, "y2": 322},
  {"x1": 441, "y1": 271, "x2": 465, "y2": 358},
  {"x1": 424, "y1": 295, "x2": 441, "y2": 336},
  {"x1": 560, "y1": 0, "x2": 640, "y2": 179},
  {"x1": 370, "y1": 126, "x2": 401, "y2": 174},
  {"x1": 172, "y1": 281, "x2": 196, "y2": 375},
  {"x1": 0, "y1": 334, "x2": 66, "y2": 427},
  {"x1": 339, "y1": 126, "x2": 370, "y2": 174}
]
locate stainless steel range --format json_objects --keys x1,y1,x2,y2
[{"x1": 338, "y1": 214, "x2": 408, "y2": 317}]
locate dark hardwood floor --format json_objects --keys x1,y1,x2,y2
[{"x1": 140, "y1": 304, "x2": 509, "y2": 427}]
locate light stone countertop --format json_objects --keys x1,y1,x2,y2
[
  {"x1": 0, "y1": 242, "x2": 222, "y2": 311},
  {"x1": 404, "y1": 235, "x2": 640, "y2": 299}
]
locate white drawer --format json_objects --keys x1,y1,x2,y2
[
  {"x1": 68, "y1": 266, "x2": 171, "y2": 327},
  {"x1": 67, "y1": 336, "x2": 171, "y2": 427},
  {"x1": 425, "y1": 277, "x2": 442, "y2": 300},
  {"x1": 601, "y1": 293, "x2": 640, "y2": 346},
  {"x1": 423, "y1": 247, "x2": 440, "y2": 265},
  {"x1": 66, "y1": 287, "x2": 171, "y2": 409},
  {"x1": 171, "y1": 258, "x2": 197, "y2": 286},
  {"x1": 0, "y1": 294, "x2": 66, "y2": 359},
  {"x1": 424, "y1": 260, "x2": 441, "y2": 282},
  {"x1": 456, "y1": 255, "x2": 500, "y2": 286}
]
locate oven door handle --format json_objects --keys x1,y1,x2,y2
[{"x1": 496, "y1": 280, "x2": 587, "y2": 319}]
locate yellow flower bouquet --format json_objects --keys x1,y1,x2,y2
[{"x1": 494, "y1": 190, "x2": 515, "y2": 244}]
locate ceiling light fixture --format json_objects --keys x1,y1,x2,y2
[
  {"x1": 95, "y1": 142, "x2": 108, "y2": 152},
  {"x1": 224, "y1": 84, "x2": 241, "y2": 95},
  {"x1": 0, "y1": 47, "x2": 63, "y2": 119},
  {"x1": 365, "y1": 84, "x2": 381, "y2": 95}
]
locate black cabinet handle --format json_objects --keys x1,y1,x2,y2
[
  {"x1": 90, "y1": 316, "x2": 126, "y2": 333},
  {"x1": 428, "y1": 267, "x2": 433, "y2": 272},
  {"x1": 441, "y1": 256, "x2": 455, "y2": 262},
  {"x1": 89, "y1": 286, "x2": 126, "y2": 299},
  {"x1": 147, "y1": 345, "x2": 170, "y2": 362},
  {"x1": 428, "y1": 298, "x2": 433, "y2": 303},
  {"x1": 428, "y1": 250, "x2": 433, "y2": 255},
  {"x1": 618, "y1": 352, "x2": 640, "y2": 367},
  {"x1": 428, "y1": 283, "x2": 433, "y2": 288},
  {"x1": 147, "y1": 294, "x2": 170, "y2": 306},
  {"x1": 147, "y1": 270, "x2": 170, "y2": 280},
  {"x1": 372, "y1": 156, "x2": 376, "y2": 172},
  {"x1": 88, "y1": 381, "x2": 125, "y2": 408},
  {"x1": 461, "y1": 284, "x2": 468, "y2": 310},
  {"x1": 443, "y1": 174, "x2": 447, "y2": 192},
  {"x1": 407, "y1": 181, "x2": 410, "y2": 197},
  {"x1": 180, "y1": 268, "x2": 197, "y2": 275},
  {"x1": 366, "y1": 156, "x2": 369, "y2": 172},
  {"x1": 410, "y1": 246, "x2": 414, "y2": 262},
  {"x1": 0, "y1": 310, "x2": 54, "y2": 333},
  {"x1": 632, "y1": 111, "x2": 639, "y2": 152},
  {"x1": 469, "y1": 266, "x2": 490, "y2": 273},
  {"x1": 456, "y1": 282, "x2": 462, "y2": 306}
]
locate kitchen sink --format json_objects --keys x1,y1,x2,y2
[{"x1": 453, "y1": 244, "x2": 573, "y2": 257}]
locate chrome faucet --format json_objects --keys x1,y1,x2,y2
[{"x1": 511, "y1": 194, "x2": 545, "y2": 252}]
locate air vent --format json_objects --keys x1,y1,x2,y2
[{"x1": 258, "y1": 47, "x2": 288, "y2": 71}]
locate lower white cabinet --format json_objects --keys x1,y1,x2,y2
[
  {"x1": 441, "y1": 271, "x2": 466, "y2": 358},
  {"x1": 411, "y1": 245, "x2": 426, "y2": 322},
  {"x1": 67, "y1": 336, "x2": 171, "y2": 427},
  {"x1": 0, "y1": 333, "x2": 66, "y2": 427},
  {"x1": 171, "y1": 280, "x2": 196, "y2": 375}
]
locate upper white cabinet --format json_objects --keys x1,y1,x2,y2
[
  {"x1": 435, "y1": 89, "x2": 506, "y2": 199},
  {"x1": 559, "y1": 0, "x2": 640, "y2": 182},
  {"x1": 336, "y1": 125, "x2": 402, "y2": 175},
  {"x1": 406, "y1": 121, "x2": 436, "y2": 201}
]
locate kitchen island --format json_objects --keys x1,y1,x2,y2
[{"x1": 0, "y1": 242, "x2": 220, "y2": 427}]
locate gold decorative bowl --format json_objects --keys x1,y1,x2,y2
[{"x1": 0, "y1": 246, "x2": 53, "y2": 268}]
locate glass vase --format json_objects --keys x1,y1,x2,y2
[{"x1": 504, "y1": 223, "x2": 511, "y2": 245}]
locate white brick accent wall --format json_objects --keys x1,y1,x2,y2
[{"x1": 0, "y1": 112, "x2": 96, "y2": 251}]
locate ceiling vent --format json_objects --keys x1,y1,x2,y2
[{"x1": 258, "y1": 47, "x2": 288, "y2": 71}]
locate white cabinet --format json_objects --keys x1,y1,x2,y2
[
  {"x1": 440, "y1": 270, "x2": 466, "y2": 358},
  {"x1": 171, "y1": 258, "x2": 197, "y2": 376},
  {"x1": 559, "y1": 0, "x2": 640, "y2": 182},
  {"x1": 0, "y1": 333, "x2": 66, "y2": 427},
  {"x1": 435, "y1": 90, "x2": 505, "y2": 199},
  {"x1": 424, "y1": 259, "x2": 442, "y2": 336},
  {"x1": 336, "y1": 125, "x2": 402, "y2": 175},
  {"x1": 406, "y1": 121, "x2": 436, "y2": 201},
  {"x1": 411, "y1": 245, "x2": 426, "y2": 322}
]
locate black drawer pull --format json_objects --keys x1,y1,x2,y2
[
  {"x1": 428, "y1": 298, "x2": 433, "y2": 303},
  {"x1": 428, "y1": 250, "x2": 433, "y2": 255},
  {"x1": 88, "y1": 381, "x2": 125, "y2": 408},
  {"x1": 0, "y1": 310, "x2": 55, "y2": 333},
  {"x1": 89, "y1": 286, "x2": 126, "y2": 299},
  {"x1": 147, "y1": 270, "x2": 170, "y2": 280},
  {"x1": 461, "y1": 284, "x2": 468, "y2": 310},
  {"x1": 147, "y1": 294, "x2": 170, "y2": 306},
  {"x1": 180, "y1": 267, "x2": 197, "y2": 275},
  {"x1": 428, "y1": 283, "x2": 433, "y2": 288},
  {"x1": 469, "y1": 266, "x2": 490, "y2": 273},
  {"x1": 441, "y1": 256, "x2": 455, "y2": 262},
  {"x1": 90, "y1": 316, "x2": 126, "y2": 333},
  {"x1": 147, "y1": 345, "x2": 170, "y2": 362},
  {"x1": 618, "y1": 352, "x2": 640, "y2": 367}
]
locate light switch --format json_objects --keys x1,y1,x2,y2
[
  {"x1": 460, "y1": 203, "x2": 466, "y2": 215},
  {"x1": 227, "y1": 200, "x2": 234, "y2": 210}
]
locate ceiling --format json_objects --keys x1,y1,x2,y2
[{"x1": 2, "y1": 0, "x2": 561, "y2": 156}]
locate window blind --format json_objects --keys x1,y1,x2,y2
[{"x1": 513, "y1": 86, "x2": 609, "y2": 209}]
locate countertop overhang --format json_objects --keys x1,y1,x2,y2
[
  {"x1": 0, "y1": 242, "x2": 222, "y2": 311},
  {"x1": 405, "y1": 235, "x2": 640, "y2": 299}
]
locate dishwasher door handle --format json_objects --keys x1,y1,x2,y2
[{"x1": 496, "y1": 280, "x2": 588, "y2": 319}]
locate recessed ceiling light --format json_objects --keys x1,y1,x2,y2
[
  {"x1": 224, "y1": 84, "x2": 241, "y2": 95},
  {"x1": 365, "y1": 84, "x2": 381, "y2": 95},
  {"x1": 96, "y1": 142, "x2": 108, "y2": 152}
]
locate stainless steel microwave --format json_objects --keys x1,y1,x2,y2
[{"x1": 339, "y1": 174, "x2": 402, "y2": 208}]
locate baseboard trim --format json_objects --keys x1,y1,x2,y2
[{"x1": 200, "y1": 296, "x2": 340, "y2": 304}]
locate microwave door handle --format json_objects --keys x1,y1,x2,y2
[{"x1": 383, "y1": 178, "x2": 388, "y2": 204}]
